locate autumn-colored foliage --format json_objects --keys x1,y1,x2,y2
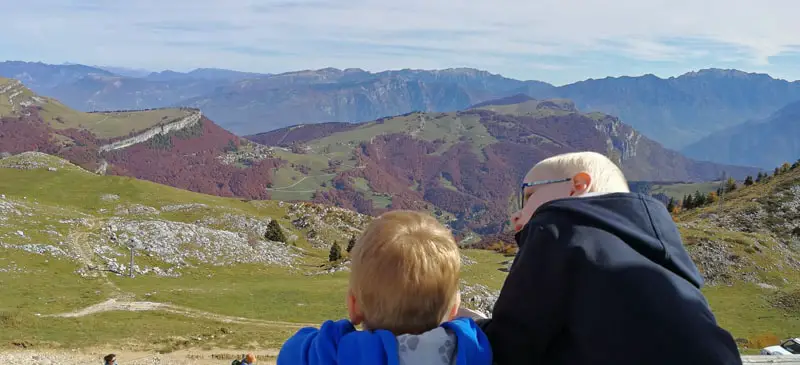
[
  {"x1": 746, "y1": 333, "x2": 780, "y2": 349},
  {"x1": 1, "y1": 110, "x2": 282, "y2": 200}
]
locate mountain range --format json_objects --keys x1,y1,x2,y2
[
  {"x1": 682, "y1": 99, "x2": 800, "y2": 168},
  {"x1": 0, "y1": 77, "x2": 759, "y2": 237},
  {"x1": 3, "y1": 61, "x2": 799, "y2": 169}
]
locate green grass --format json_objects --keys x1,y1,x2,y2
[
  {"x1": 0, "y1": 167, "x2": 287, "y2": 219},
  {"x1": 268, "y1": 190, "x2": 315, "y2": 201},
  {"x1": 352, "y1": 178, "x2": 392, "y2": 209},
  {"x1": 307, "y1": 113, "x2": 497, "y2": 161},
  {"x1": 112, "y1": 266, "x2": 350, "y2": 323},
  {"x1": 0, "y1": 252, "x2": 113, "y2": 315},
  {"x1": 475, "y1": 99, "x2": 575, "y2": 118},
  {"x1": 0, "y1": 310, "x2": 298, "y2": 351},
  {"x1": 704, "y1": 284, "x2": 800, "y2": 345},
  {"x1": 461, "y1": 249, "x2": 511, "y2": 289}
]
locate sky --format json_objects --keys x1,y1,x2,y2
[{"x1": 2, "y1": 0, "x2": 800, "y2": 85}]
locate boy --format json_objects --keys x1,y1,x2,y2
[
  {"x1": 476, "y1": 151, "x2": 742, "y2": 365},
  {"x1": 277, "y1": 210, "x2": 492, "y2": 365}
]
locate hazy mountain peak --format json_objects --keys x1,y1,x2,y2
[{"x1": 678, "y1": 68, "x2": 769, "y2": 79}]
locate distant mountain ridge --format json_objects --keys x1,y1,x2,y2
[
  {"x1": 3, "y1": 61, "x2": 799, "y2": 162},
  {"x1": 542, "y1": 69, "x2": 800, "y2": 149},
  {"x1": 682, "y1": 100, "x2": 800, "y2": 168}
]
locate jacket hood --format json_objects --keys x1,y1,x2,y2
[
  {"x1": 532, "y1": 192, "x2": 704, "y2": 288},
  {"x1": 277, "y1": 317, "x2": 492, "y2": 365}
]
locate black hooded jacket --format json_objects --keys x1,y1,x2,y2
[{"x1": 477, "y1": 192, "x2": 742, "y2": 365}]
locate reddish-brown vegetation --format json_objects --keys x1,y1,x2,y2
[
  {"x1": 1, "y1": 110, "x2": 283, "y2": 200},
  {"x1": 104, "y1": 117, "x2": 282, "y2": 199},
  {"x1": 0, "y1": 109, "x2": 61, "y2": 155}
]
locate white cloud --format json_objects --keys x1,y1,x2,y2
[{"x1": 1, "y1": 0, "x2": 799, "y2": 83}]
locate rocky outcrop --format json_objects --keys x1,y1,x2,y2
[
  {"x1": 98, "y1": 110, "x2": 202, "y2": 152},
  {"x1": 0, "y1": 151, "x2": 91, "y2": 173}
]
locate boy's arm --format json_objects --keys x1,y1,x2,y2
[
  {"x1": 276, "y1": 320, "x2": 356, "y2": 365},
  {"x1": 479, "y1": 222, "x2": 574, "y2": 365}
]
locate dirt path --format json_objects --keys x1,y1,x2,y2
[
  {"x1": 49, "y1": 299, "x2": 317, "y2": 329},
  {"x1": 0, "y1": 348, "x2": 279, "y2": 365},
  {"x1": 65, "y1": 218, "x2": 132, "y2": 299}
]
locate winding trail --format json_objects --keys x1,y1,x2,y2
[{"x1": 49, "y1": 299, "x2": 317, "y2": 329}]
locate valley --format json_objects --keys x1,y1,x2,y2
[{"x1": 1, "y1": 61, "x2": 799, "y2": 363}]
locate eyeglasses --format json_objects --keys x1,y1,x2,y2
[{"x1": 519, "y1": 178, "x2": 572, "y2": 210}]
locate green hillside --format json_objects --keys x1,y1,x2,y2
[
  {"x1": 0, "y1": 153, "x2": 505, "y2": 352},
  {"x1": 1, "y1": 152, "x2": 797, "y2": 354},
  {"x1": 675, "y1": 164, "x2": 800, "y2": 350},
  {"x1": 0, "y1": 77, "x2": 189, "y2": 138}
]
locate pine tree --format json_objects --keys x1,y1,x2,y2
[
  {"x1": 744, "y1": 175, "x2": 754, "y2": 186},
  {"x1": 684, "y1": 194, "x2": 694, "y2": 210},
  {"x1": 346, "y1": 235, "x2": 357, "y2": 253},
  {"x1": 264, "y1": 219, "x2": 287, "y2": 243},
  {"x1": 329, "y1": 241, "x2": 342, "y2": 262},
  {"x1": 693, "y1": 191, "x2": 707, "y2": 207},
  {"x1": 666, "y1": 198, "x2": 676, "y2": 214},
  {"x1": 756, "y1": 172, "x2": 764, "y2": 183},
  {"x1": 792, "y1": 160, "x2": 800, "y2": 170},
  {"x1": 774, "y1": 167, "x2": 781, "y2": 177},
  {"x1": 725, "y1": 177, "x2": 737, "y2": 194}
]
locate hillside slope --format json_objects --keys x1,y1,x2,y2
[
  {"x1": 672, "y1": 164, "x2": 800, "y2": 345},
  {"x1": 682, "y1": 100, "x2": 800, "y2": 169},
  {"x1": 0, "y1": 154, "x2": 505, "y2": 351},
  {"x1": 245, "y1": 97, "x2": 759, "y2": 235},
  {"x1": 0, "y1": 78, "x2": 285, "y2": 199}
]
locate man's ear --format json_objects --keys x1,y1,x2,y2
[
  {"x1": 571, "y1": 172, "x2": 591, "y2": 195},
  {"x1": 347, "y1": 288, "x2": 364, "y2": 326}
]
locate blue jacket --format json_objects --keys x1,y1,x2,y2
[{"x1": 277, "y1": 317, "x2": 492, "y2": 365}]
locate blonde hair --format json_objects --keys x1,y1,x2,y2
[
  {"x1": 349, "y1": 210, "x2": 461, "y2": 335},
  {"x1": 530, "y1": 151, "x2": 630, "y2": 192}
]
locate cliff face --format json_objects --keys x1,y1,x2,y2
[
  {"x1": 99, "y1": 111, "x2": 202, "y2": 152},
  {"x1": 183, "y1": 77, "x2": 480, "y2": 135}
]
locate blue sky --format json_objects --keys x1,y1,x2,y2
[{"x1": 2, "y1": 0, "x2": 800, "y2": 85}]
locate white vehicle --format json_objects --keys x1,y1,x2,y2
[{"x1": 761, "y1": 338, "x2": 800, "y2": 355}]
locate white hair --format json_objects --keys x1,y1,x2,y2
[{"x1": 529, "y1": 151, "x2": 630, "y2": 193}]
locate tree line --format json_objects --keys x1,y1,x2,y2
[{"x1": 667, "y1": 159, "x2": 800, "y2": 214}]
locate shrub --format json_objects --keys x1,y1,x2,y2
[
  {"x1": 746, "y1": 333, "x2": 780, "y2": 349},
  {"x1": 264, "y1": 219, "x2": 286, "y2": 243},
  {"x1": 329, "y1": 241, "x2": 343, "y2": 262}
]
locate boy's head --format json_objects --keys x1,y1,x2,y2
[
  {"x1": 347, "y1": 210, "x2": 461, "y2": 335},
  {"x1": 511, "y1": 151, "x2": 629, "y2": 231}
]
